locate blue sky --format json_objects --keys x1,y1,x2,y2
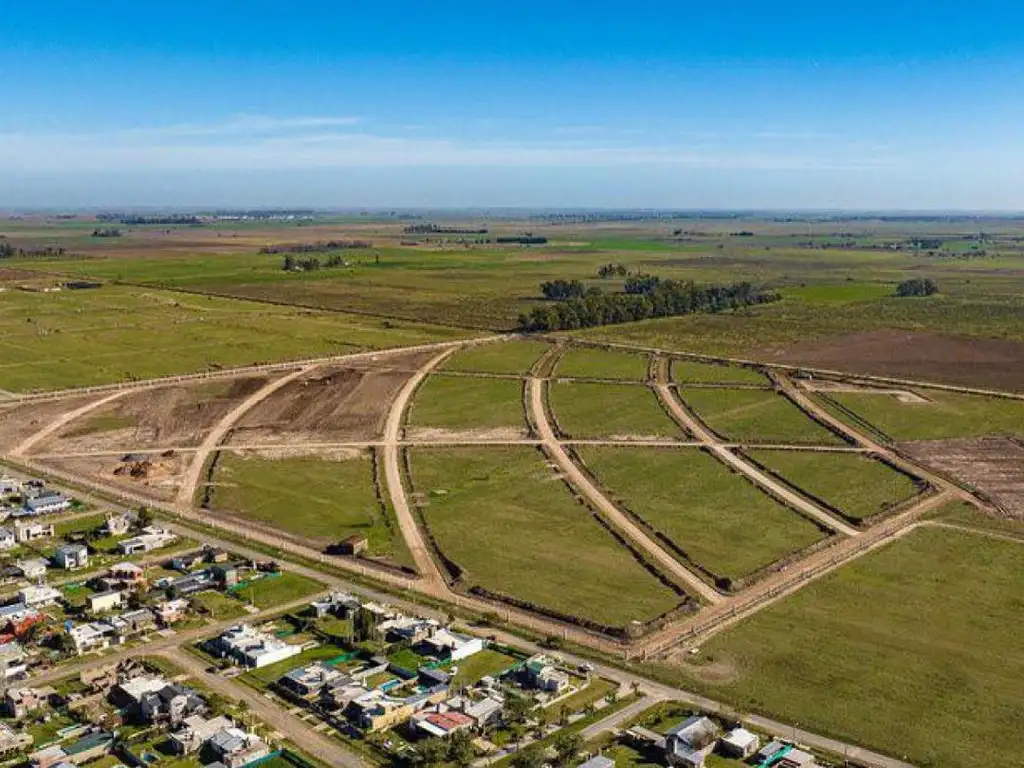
[{"x1": 2, "y1": 1, "x2": 1024, "y2": 209}]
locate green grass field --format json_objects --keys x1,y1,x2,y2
[
  {"x1": 206, "y1": 451, "x2": 409, "y2": 563},
  {"x1": 408, "y1": 446, "x2": 685, "y2": 627},
  {"x1": 549, "y1": 381, "x2": 684, "y2": 440},
  {"x1": 233, "y1": 571, "x2": 324, "y2": 609},
  {"x1": 671, "y1": 359, "x2": 767, "y2": 386},
  {"x1": 449, "y1": 647, "x2": 521, "y2": 685},
  {"x1": 932, "y1": 500, "x2": 1024, "y2": 540},
  {"x1": 747, "y1": 449, "x2": 923, "y2": 521},
  {"x1": 441, "y1": 340, "x2": 551, "y2": 375},
  {"x1": 190, "y1": 590, "x2": 249, "y2": 620},
  {"x1": 0, "y1": 284, "x2": 474, "y2": 391},
  {"x1": 555, "y1": 347, "x2": 650, "y2": 381},
  {"x1": 677, "y1": 527, "x2": 1024, "y2": 768},
  {"x1": 408, "y1": 375, "x2": 526, "y2": 432},
  {"x1": 826, "y1": 390, "x2": 1024, "y2": 441},
  {"x1": 579, "y1": 447, "x2": 825, "y2": 582},
  {"x1": 680, "y1": 388, "x2": 844, "y2": 445}
]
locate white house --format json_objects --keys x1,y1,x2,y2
[
  {"x1": 17, "y1": 585, "x2": 61, "y2": 608},
  {"x1": 0, "y1": 477, "x2": 20, "y2": 496},
  {"x1": 209, "y1": 625, "x2": 301, "y2": 669},
  {"x1": 664, "y1": 716, "x2": 720, "y2": 768},
  {"x1": 53, "y1": 543, "x2": 89, "y2": 571},
  {"x1": 14, "y1": 558, "x2": 48, "y2": 579},
  {"x1": 88, "y1": 590, "x2": 124, "y2": 614},
  {"x1": 13, "y1": 521, "x2": 54, "y2": 544},
  {"x1": 118, "y1": 527, "x2": 177, "y2": 555},
  {"x1": 720, "y1": 728, "x2": 759, "y2": 759},
  {"x1": 69, "y1": 622, "x2": 119, "y2": 654},
  {"x1": 0, "y1": 528, "x2": 15, "y2": 551},
  {"x1": 422, "y1": 628, "x2": 483, "y2": 661},
  {"x1": 22, "y1": 491, "x2": 70, "y2": 516}
]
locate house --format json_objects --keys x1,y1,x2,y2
[
  {"x1": 118, "y1": 527, "x2": 177, "y2": 555},
  {"x1": 0, "y1": 477, "x2": 20, "y2": 496},
  {"x1": 211, "y1": 563, "x2": 240, "y2": 587},
  {"x1": 68, "y1": 622, "x2": 119, "y2": 655},
  {"x1": 136, "y1": 682, "x2": 205, "y2": 725},
  {"x1": 279, "y1": 662, "x2": 345, "y2": 698},
  {"x1": 3, "y1": 686, "x2": 52, "y2": 718},
  {"x1": 578, "y1": 757, "x2": 615, "y2": 768},
  {"x1": 522, "y1": 658, "x2": 570, "y2": 693},
  {"x1": 53, "y1": 544, "x2": 89, "y2": 571},
  {"x1": 88, "y1": 590, "x2": 123, "y2": 614},
  {"x1": 208, "y1": 726, "x2": 271, "y2": 768},
  {"x1": 29, "y1": 729, "x2": 112, "y2": 767},
  {"x1": 459, "y1": 695, "x2": 504, "y2": 728},
  {"x1": 309, "y1": 591, "x2": 361, "y2": 619},
  {"x1": 755, "y1": 741, "x2": 788, "y2": 764},
  {"x1": 209, "y1": 625, "x2": 302, "y2": 668},
  {"x1": 15, "y1": 558, "x2": 49, "y2": 579},
  {"x1": 0, "y1": 643, "x2": 27, "y2": 679},
  {"x1": 418, "y1": 666, "x2": 452, "y2": 688},
  {"x1": 350, "y1": 690, "x2": 417, "y2": 732},
  {"x1": 0, "y1": 528, "x2": 16, "y2": 550},
  {"x1": 380, "y1": 615, "x2": 438, "y2": 645},
  {"x1": 14, "y1": 520, "x2": 54, "y2": 543},
  {"x1": 108, "y1": 562, "x2": 145, "y2": 585},
  {"x1": 18, "y1": 584, "x2": 61, "y2": 607},
  {"x1": 154, "y1": 598, "x2": 190, "y2": 626},
  {"x1": 719, "y1": 727, "x2": 759, "y2": 759},
  {"x1": 169, "y1": 714, "x2": 233, "y2": 754},
  {"x1": 170, "y1": 552, "x2": 205, "y2": 572},
  {"x1": 421, "y1": 627, "x2": 483, "y2": 661},
  {"x1": 778, "y1": 749, "x2": 820, "y2": 768},
  {"x1": 204, "y1": 546, "x2": 230, "y2": 564},
  {"x1": 336, "y1": 533, "x2": 368, "y2": 556},
  {"x1": 0, "y1": 722, "x2": 31, "y2": 755},
  {"x1": 664, "y1": 716, "x2": 720, "y2": 768},
  {"x1": 320, "y1": 677, "x2": 371, "y2": 712},
  {"x1": 102, "y1": 513, "x2": 132, "y2": 537},
  {"x1": 22, "y1": 491, "x2": 70, "y2": 516},
  {"x1": 109, "y1": 608, "x2": 157, "y2": 636},
  {"x1": 412, "y1": 708, "x2": 475, "y2": 738},
  {"x1": 168, "y1": 569, "x2": 215, "y2": 598}
]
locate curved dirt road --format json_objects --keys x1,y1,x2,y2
[
  {"x1": 527, "y1": 376, "x2": 724, "y2": 604},
  {"x1": 9, "y1": 389, "x2": 130, "y2": 457}
]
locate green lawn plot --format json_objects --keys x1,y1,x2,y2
[
  {"x1": 408, "y1": 446, "x2": 686, "y2": 628},
  {"x1": 746, "y1": 449, "x2": 924, "y2": 523},
  {"x1": 670, "y1": 359, "x2": 767, "y2": 386},
  {"x1": 230, "y1": 571, "x2": 324, "y2": 610},
  {"x1": 53, "y1": 514, "x2": 106, "y2": 537},
  {"x1": 678, "y1": 527, "x2": 1024, "y2": 768},
  {"x1": 549, "y1": 382, "x2": 684, "y2": 440},
  {"x1": 825, "y1": 390, "x2": 1024, "y2": 441},
  {"x1": 680, "y1": 388, "x2": 844, "y2": 445},
  {"x1": 448, "y1": 648, "x2": 521, "y2": 686},
  {"x1": 441, "y1": 340, "x2": 551, "y2": 375},
  {"x1": 242, "y1": 642, "x2": 356, "y2": 688},
  {"x1": 205, "y1": 451, "x2": 407, "y2": 562},
  {"x1": 555, "y1": 347, "x2": 650, "y2": 381},
  {"x1": 578, "y1": 447, "x2": 825, "y2": 583},
  {"x1": 189, "y1": 590, "x2": 249, "y2": 620},
  {"x1": 0, "y1": 284, "x2": 475, "y2": 392},
  {"x1": 408, "y1": 375, "x2": 526, "y2": 432}
]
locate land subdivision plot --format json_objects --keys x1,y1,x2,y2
[
  {"x1": 407, "y1": 445, "x2": 689, "y2": 632},
  {"x1": 576, "y1": 446, "x2": 827, "y2": 588},
  {"x1": 0, "y1": 393, "x2": 105, "y2": 452},
  {"x1": 670, "y1": 359, "x2": 768, "y2": 386},
  {"x1": 202, "y1": 448, "x2": 412, "y2": 567},
  {"x1": 406, "y1": 374, "x2": 528, "y2": 439},
  {"x1": 549, "y1": 381, "x2": 685, "y2": 441},
  {"x1": 823, "y1": 388, "x2": 1024, "y2": 442},
  {"x1": 744, "y1": 449, "x2": 927, "y2": 524},
  {"x1": 667, "y1": 525, "x2": 1024, "y2": 768},
  {"x1": 225, "y1": 350, "x2": 437, "y2": 446},
  {"x1": 32, "y1": 375, "x2": 272, "y2": 455},
  {"x1": 440, "y1": 339, "x2": 551, "y2": 375},
  {"x1": 555, "y1": 346, "x2": 651, "y2": 381},
  {"x1": 680, "y1": 387, "x2": 845, "y2": 445},
  {"x1": 39, "y1": 450, "x2": 191, "y2": 503}
]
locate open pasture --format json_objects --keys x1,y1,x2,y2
[
  {"x1": 555, "y1": 346, "x2": 650, "y2": 381},
  {"x1": 407, "y1": 375, "x2": 527, "y2": 436},
  {"x1": 441, "y1": 339, "x2": 550, "y2": 375},
  {"x1": 549, "y1": 381, "x2": 684, "y2": 440},
  {"x1": 680, "y1": 387, "x2": 845, "y2": 445}
]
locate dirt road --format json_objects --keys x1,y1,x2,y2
[
  {"x1": 159, "y1": 647, "x2": 366, "y2": 768},
  {"x1": 9, "y1": 389, "x2": 129, "y2": 457},
  {"x1": 527, "y1": 376, "x2": 724, "y2": 604}
]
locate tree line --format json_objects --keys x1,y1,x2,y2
[
  {"x1": 96, "y1": 213, "x2": 202, "y2": 225},
  {"x1": 261, "y1": 239, "x2": 371, "y2": 254},
  {"x1": 281, "y1": 253, "x2": 349, "y2": 271},
  {"x1": 403, "y1": 223, "x2": 488, "y2": 234},
  {"x1": 896, "y1": 278, "x2": 939, "y2": 297},
  {"x1": 521, "y1": 277, "x2": 780, "y2": 332},
  {"x1": 91, "y1": 228, "x2": 122, "y2": 238}
]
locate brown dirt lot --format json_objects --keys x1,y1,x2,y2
[
  {"x1": 0, "y1": 394, "x2": 104, "y2": 453},
  {"x1": 34, "y1": 376, "x2": 271, "y2": 455},
  {"x1": 762, "y1": 330, "x2": 1024, "y2": 392},
  {"x1": 37, "y1": 451, "x2": 189, "y2": 503},
  {"x1": 226, "y1": 350, "x2": 437, "y2": 446},
  {"x1": 901, "y1": 437, "x2": 1024, "y2": 520}
]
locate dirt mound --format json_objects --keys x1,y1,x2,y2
[
  {"x1": 901, "y1": 437, "x2": 1024, "y2": 520},
  {"x1": 759, "y1": 330, "x2": 1024, "y2": 392},
  {"x1": 228, "y1": 350, "x2": 437, "y2": 445}
]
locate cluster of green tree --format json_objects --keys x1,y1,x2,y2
[
  {"x1": 624, "y1": 274, "x2": 662, "y2": 294},
  {"x1": 0, "y1": 243, "x2": 68, "y2": 259},
  {"x1": 281, "y1": 253, "x2": 348, "y2": 271},
  {"x1": 261, "y1": 239, "x2": 371, "y2": 254},
  {"x1": 540, "y1": 279, "x2": 587, "y2": 299},
  {"x1": 91, "y1": 228, "x2": 122, "y2": 237},
  {"x1": 497, "y1": 236, "x2": 548, "y2": 244},
  {"x1": 730, "y1": 230, "x2": 755, "y2": 236},
  {"x1": 597, "y1": 262, "x2": 629, "y2": 278},
  {"x1": 96, "y1": 213, "x2": 202, "y2": 225},
  {"x1": 520, "y1": 279, "x2": 780, "y2": 331},
  {"x1": 907, "y1": 238, "x2": 944, "y2": 249},
  {"x1": 896, "y1": 278, "x2": 939, "y2": 296},
  {"x1": 403, "y1": 223, "x2": 488, "y2": 234}
]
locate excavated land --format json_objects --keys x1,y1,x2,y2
[
  {"x1": 38, "y1": 450, "x2": 190, "y2": 503},
  {"x1": 901, "y1": 437, "x2": 1024, "y2": 519},
  {"x1": 0, "y1": 394, "x2": 104, "y2": 452},
  {"x1": 33, "y1": 376, "x2": 271, "y2": 455},
  {"x1": 760, "y1": 330, "x2": 1024, "y2": 392},
  {"x1": 225, "y1": 350, "x2": 437, "y2": 447}
]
